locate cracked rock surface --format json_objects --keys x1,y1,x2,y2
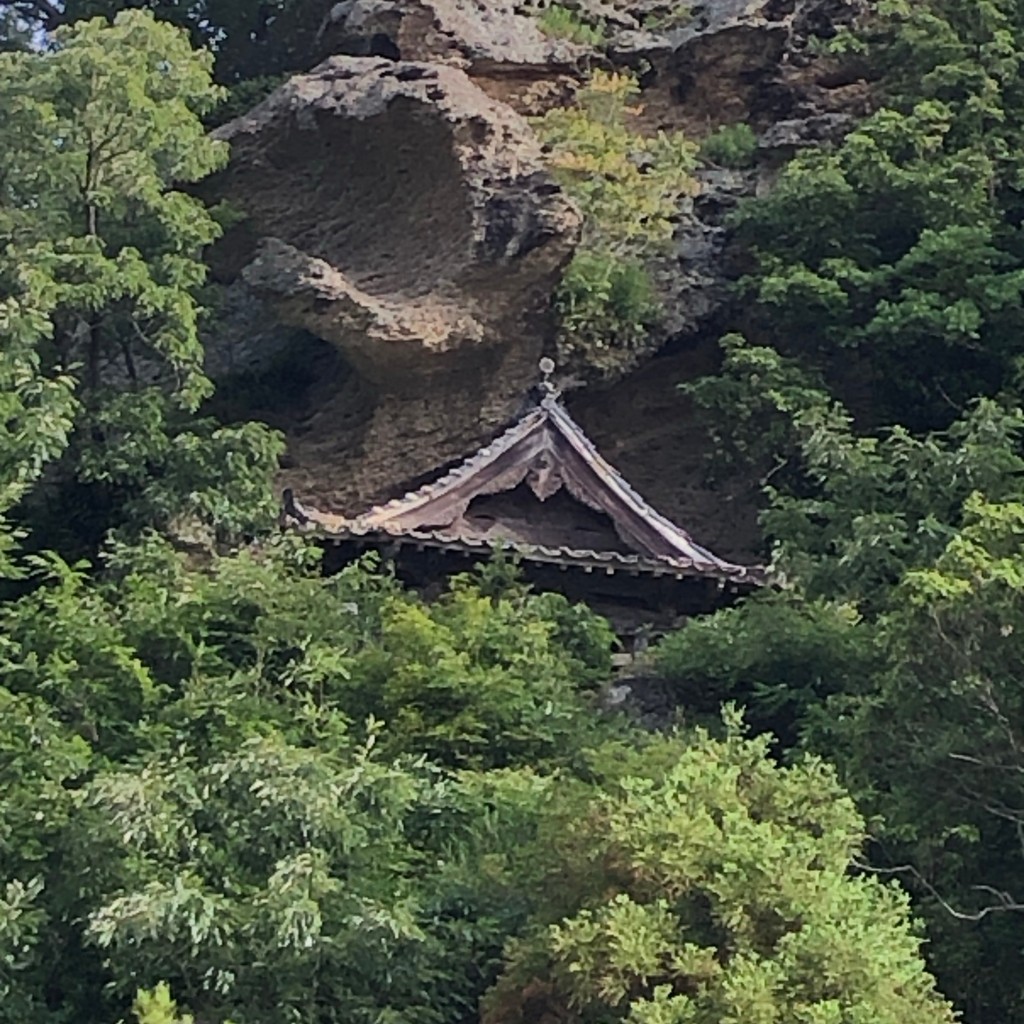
[
  {"x1": 207, "y1": 0, "x2": 869, "y2": 554},
  {"x1": 323, "y1": 0, "x2": 588, "y2": 73},
  {"x1": 210, "y1": 55, "x2": 580, "y2": 510}
]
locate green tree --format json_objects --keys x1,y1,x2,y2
[
  {"x1": 350, "y1": 572, "x2": 614, "y2": 769},
  {"x1": 815, "y1": 496, "x2": 1024, "y2": 1020},
  {"x1": 8, "y1": 0, "x2": 332, "y2": 85},
  {"x1": 0, "y1": 691, "x2": 91, "y2": 1023},
  {"x1": 0, "y1": 534, "x2": 615, "y2": 1022},
  {"x1": 678, "y1": 330, "x2": 1024, "y2": 1018},
  {"x1": 482, "y1": 719, "x2": 954, "y2": 1024},
  {"x1": 733, "y1": 0, "x2": 1024, "y2": 425},
  {"x1": 0, "y1": 526, "x2": 960, "y2": 1023},
  {"x1": 536, "y1": 5, "x2": 605, "y2": 45},
  {"x1": 655, "y1": 594, "x2": 877, "y2": 746},
  {"x1": 0, "y1": 11, "x2": 282, "y2": 559},
  {"x1": 699, "y1": 122, "x2": 758, "y2": 169},
  {"x1": 686, "y1": 334, "x2": 1024, "y2": 604},
  {"x1": 132, "y1": 983, "x2": 195, "y2": 1024}
]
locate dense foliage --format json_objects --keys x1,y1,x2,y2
[
  {"x1": 0, "y1": 0, "x2": 329, "y2": 84},
  {"x1": 0, "y1": 532, "x2": 619, "y2": 1023},
  {"x1": 483, "y1": 720, "x2": 949, "y2": 1024},
  {"x1": 0, "y1": 531, "x2": 955, "y2": 1024},
  {"x1": 0, "y1": 11, "x2": 282, "y2": 563},
  {"x1": 659, "y1": 1, "x2": 1024, "y2": 1020},
  {"x1": 734, "y1": 0, "x2": 1024, "y2": 425},
  {"x1": 6, "y1": 2, "x2": 1024, "y2": 1023}
]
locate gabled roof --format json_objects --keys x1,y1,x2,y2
[{"x1": 285, "y1": 393, "x2": 765, "y2": 585}]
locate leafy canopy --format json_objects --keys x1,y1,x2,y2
[
  {"x1": 666, "y1": 3, "x2": 1024, "y2": 1016},
  {"x1": 0, "y1": 522, "x2": 956, "y2": 1024},
  {"x1": 0, "y1": 11, "x2": 282, "y2": 561},
  {"x1": 1, "y1": 0, "x2": 329, "y2": 86},
  {"x1": 536, "y1": 71, "x2": 698, "y2": 375},
  {"x1": 483, "y1": 719, "x2": 955, "y2": 1024},
  {"x1": 733, "y1": 0, "x2": 1024, "y2": 424}
]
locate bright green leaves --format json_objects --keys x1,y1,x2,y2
[
  {"x1": 0, "y1": 284, "x2": 77, "y2": 575},
  {"x1": 68, "y1": 387, "x2": 285, "y2": 543},
  {"x1": 802, "y1": 495, "x2": 1024, "y2": 1014},
  {"x1": 483, "y1": 725, "x2": 954, "y2": 1024},
  {"x1": 0, "y1": 532, "x2": 613, "y2": 773},
  {"x1": 0, "y1": 688, "x2": 92, "y2": 1023},
  {"x1": 539, "y1": 72, "x2": 696, "y2": 252},
  {"x1": 0, "y1": 11, "x2": 283, "y2": 555},
  {"x1": 1, "y1": 552, "x2": 165, "y2": 757},
  {"x1": 0, "y1": 10, "x2": 227, "y2": 407},
  {"x1": 681, "y1": 329, "x2": 1024, "y2": 1014},
  {"x1": 0, "y1": 530, "x2": 957, "y2": 1024},
  {"x1": 347, "y1": 572, "x2": 613, "y2": 769},
  {"x1": 131, "y1": 983, "x2": 195, "y2": 1024},
  {"x1": 82, "y1": 730, "x2": 434, "y2": 1021},
  {"x1": 0, "y1": 688, "x2": 91, "y2": 875},
  {"x1": 863, "y1": 495, "x2": 1024, "y2": 833},
  {"x1": 555, "y1": 249, "x2": 658, "y2": 368},
  {"x1": 535, "y1": 71, "x2": 698, "y2": 374},
  {"x1": 536, "y1": 4, "x2": 606, "y2": 45},
  {"x1": 0, "y1": 877, "x2": 47, "y2": 1021},
  {"x1": 548, "y1": 895, "x2": 712, "y2": 1012},
  {"x1": 0, "y1": 535, "x2": 613, "y2": 1024}
]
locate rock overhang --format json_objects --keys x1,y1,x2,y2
[{"x1": 209, "y1": 55, "x2": 581, "y2": 383}]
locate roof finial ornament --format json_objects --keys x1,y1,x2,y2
[{"x1": 538, "y1": 356, "x2": 559, "y2": 400}]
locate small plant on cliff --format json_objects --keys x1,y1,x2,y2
[
  {"x1": 535, "y1": 71, "x2": 699, "y2": 374},
  {"x1": 556, "y1": 251, "x2": 656, "y2": 360},
  {"x1": 699, "y1": 122, "x2": 758, "y2": 168},
  {"x1": 645, "y1": 3, "x2": 694, "y2": 31},
  {"x1": 537, "y1": 4, "x2": 606, "y2": 45}
]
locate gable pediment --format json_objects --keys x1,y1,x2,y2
[{"x1": 285, "y1": 394, "x2": 764, "y2": 584}]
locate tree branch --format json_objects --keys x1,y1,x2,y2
[
  {"x1": 852, "y1": 857, "x2": 1024, "y2": 921},
  {"x1": 13, "y1": 0, "x2": 64, "y2": 31}
]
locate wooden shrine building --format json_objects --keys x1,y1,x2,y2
[{"x1": 281, "y1": 362, "x2": 765, "y2": 641}]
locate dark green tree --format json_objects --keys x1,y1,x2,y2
[
  {"x1": 4, "y1": 0, "x2": 332, "y2": 84},
  {"x1": 733, "y1": 0, "x2": 1024, "y2": 426},
  {"x1": 0, "y1": 11, "x2": 282, "y2": 562},
  {"x1": 676, "y1": 335, "x2": 1024, "y2": 1019}
]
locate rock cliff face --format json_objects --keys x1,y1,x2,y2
[
  {"x1": 210, "y1": 53, "x2": 579, "y2": 503},
  {"x1": 210, "y1": 0, "x2": 865, "y2": 559},
  {"x1": 323, "y1": 0, "x2": 588, "y2": 77}
]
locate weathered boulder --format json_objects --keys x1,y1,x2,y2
[
  {"x1": 304, "y1": 0, "x2": 867, "y2": 359},
  {"x1": 210, "y1": 55, "x2": 580, "y2": 510},
  {"x1": 323, "y1": 0, "x2": 587, "y2": 72},
  {"x1": 213, "y1": 56, "x2": 578, "y2": 377},
  {"x1": 320, "y1": 0, "x2": 590, "y2": 115}
]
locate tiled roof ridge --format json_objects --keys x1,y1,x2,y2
[
  {"x1": 283, "y1": 392, "x2": 767, "y2": 585},
  {"x1": 339, "y1": 524, "x2": 763, "y2": 582},
  {"x1": 542, "y1": 399, "x2": 728, "y2": 569},
  {"x1": 354, "y1": 404, "x2": 548, "y2": 527}
]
